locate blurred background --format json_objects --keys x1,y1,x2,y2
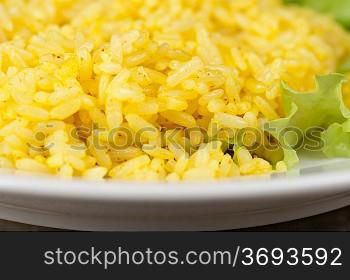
[{"x1": 1, "y1": 206, "x2": 349, "y2": 231}]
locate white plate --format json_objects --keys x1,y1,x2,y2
[{"x1": 0, "y1": 155, "x2": 349, "y2": 231}]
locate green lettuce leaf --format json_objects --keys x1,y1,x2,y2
[
  {"x1": 264, "y1": 104, "x2": 299, "y2": 168},
  {"x1": 284, "y1": 0, "x2": 350, "y2": 29},
  {"x1": 265, "y1": 74, "x2": 348, "y2": 168},
  {"x1": 322, "y1": 119, "x2": 350, "y2": 157}
]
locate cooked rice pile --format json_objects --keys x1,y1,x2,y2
[{"x1": 0, "y1": 0, "x2": 350, "y2": 181}]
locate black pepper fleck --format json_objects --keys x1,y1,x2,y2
[{"x1": 225, "y1": 143, "x2": 235, "y2": 157}]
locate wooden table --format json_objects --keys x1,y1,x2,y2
[{"x1": 0, "y1": 206, "x2": 349, "y2": 231}]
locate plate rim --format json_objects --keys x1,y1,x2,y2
[{"x1": 0, "y1": 169, "x2": 349, "y2": 202}]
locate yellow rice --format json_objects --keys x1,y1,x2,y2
[{"x1": 0, "y1": 0, "x2": 350, "y2": 181}]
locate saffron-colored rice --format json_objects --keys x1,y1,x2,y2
[{"x1": 0, "y1": 0, "x2": 349, "y2": 181}]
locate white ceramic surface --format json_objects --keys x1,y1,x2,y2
[{"x1": 0, "y1": 156, "x2": 349, "y2": 231}]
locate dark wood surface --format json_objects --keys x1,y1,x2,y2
[{"x1": 0, "y1": 206, "x2": 349, "y2": 231}]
